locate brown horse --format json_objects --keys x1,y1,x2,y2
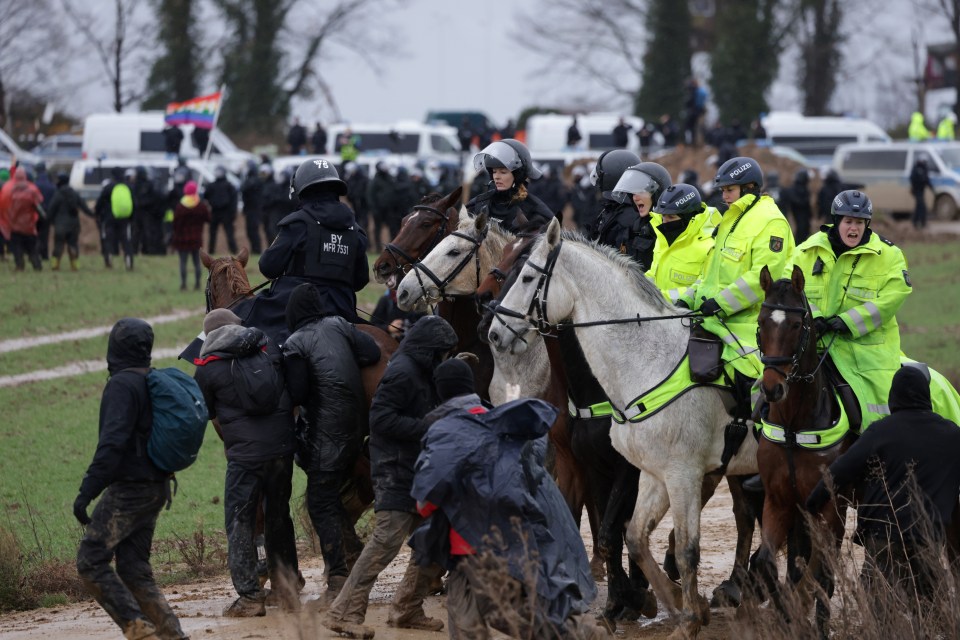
[
  {"x1": 752, "y1": 265, "x2": 854, "y2": 638},
  {"x1": 200, "y1": 247, "x2": 399, "y2": 524}
]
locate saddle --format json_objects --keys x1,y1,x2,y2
[{"x1": 822, "y1": 355, "x2": 863, "y2": 433}]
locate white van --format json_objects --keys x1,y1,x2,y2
[
  {"x1": 324, "y1": 121, "x2": 461, "y2": 162},
  {"x1": 81, "y1": 112, "x2": 254, "y2": 174},
  {"x1": 761, "y1": 111, "x2": 890, "y2": 166},
  {"x1": 69, "y1": 157, "x2": 236, "y2": 201},
  {"x1": 525, "y1": 113, "x2": 645, "y2": 154},
  {"x1": 832, "y1": 141, "x2": 960, "y2": 219}
]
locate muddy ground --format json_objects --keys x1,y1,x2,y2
[{"x1": 0, "y1": 480, "x2": 797, "y2": 639}]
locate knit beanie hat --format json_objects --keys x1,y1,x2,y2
[
  {"x1": 184, "y1": 180, "x2": 198, "y2": 196},
  {"x1": 203, "y1": 308, "x2": 242, "y2": 335},
  {"x1": 434, "y1": 358, "x2": 475, "y2": 402}
]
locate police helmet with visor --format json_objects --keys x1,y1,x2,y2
[
  {"x1": 473, "y1": 139, "x2": 541, "y2": 182},
  {"x1": 831, "y1": 190, "x2": 872, "y2": 221},
  {"x1": 610, "y1": 162, "x2": 672, "y2": 205},
  {"x1": 292, "y1": 158, "x2": 348, "y2": 198},
  {"x1": 589, "y1": 149, "x2": 641, "y2": 194}
]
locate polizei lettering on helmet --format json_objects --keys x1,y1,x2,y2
[
  {"x1": 729, "y1": 162, "x2": 753, "y2": 178},
  {"x1": 675, "y1": 191, "x2": 697, "y2": 207}
]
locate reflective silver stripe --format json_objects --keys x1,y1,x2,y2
[
  {"x1": 734, "y1": 277, "x2": 760, "y2": 305},
  {"x1": 864, "y1": 301, "x2": 882, "y2": 330},
  {"x1": 845, "y1": 308, "x2": 868, "y2": 336},
  {"x1": 809, "y1": 301, "x2": 820, "y2": 314},
  {"x1": 568, "y1": 397, "x2": 595, "y2": 419},
  {"x1": 765, "y1": 425, "x2": 820, "y2": 444},
  {"x1": 720, "y1": 331, "x2": 758, "y2": 358},
  {"x1": 667, "y1": 288, "x2": 681, "y2": 303},
  {"x1": 719, "y1": 288, "x2": 742, "y2": 312},
  {"x1": 624, "y1": 404, "x2": 644, "y2": 420},
  {"x1": 867, "y1": 403, "x2": 890, "y2": 415},
  {"x1": 680, "y1": 287, "x2": 694, "y2": 300}
]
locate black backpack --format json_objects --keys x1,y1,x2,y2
[{"x1": 230, "y1": 348, "x2": 286, "y2": 415}]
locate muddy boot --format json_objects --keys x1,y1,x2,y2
[
  {"x1": 123, "y1": 618, "x2": 161, "y2": 640},
  {"x1": 223, "y1": 595, "x2": 266, "y2": 617},
  {"x1": 320, "y1": 575, "x2": 347, "y2": 609},
  {"x1": 322, "y1": 612, "x2": 375, "y2": 639},
  {"x1": 51, "y1": 256, "x2": 60, "y2": 271},
  {"x1": 70, "y1": 257, "x2": 79, "y2": 271},
  {"x1": 387, "y1": 609, "x2": 444, "y2": 632}
]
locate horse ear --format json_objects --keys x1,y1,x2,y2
[
  {"x1": 791, "y1": 264, "x2": 805, "y2": 293},
  {"x1": 759, "y1": 265, "x2": 772, "y2": 293},
  {"x1": 476, "y1": 211, "x2": 488, "y2": 233},
  {"x1": 200, "y1": 249, "x2": 214, "y2": 269},
  {"x1": 546, "y1": 217, "x2": 561, "y2": 248},
  {"x1": 237, "y1": 247, "x2": 249, "y2": 268},
  {"x1": 441, "y1": 185, "x2": 463, "y2": 213}
]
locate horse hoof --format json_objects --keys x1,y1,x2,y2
[
  {"x1": 663, "y1": 553, "x2": 681, "y2": 582},
  {"x1": 710, "y1": 579, "x2": 742, "y2": 608},
  {"x1": 590, "y1": 555, "x2": 607, "y2": 581},
  {"x1": 639, "y1": 589, "x2": 659, "y2": 619},
  {"x1": 667, "y1": 616, "x2": 701, "y2": 640}
]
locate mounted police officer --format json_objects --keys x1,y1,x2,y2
[
  {"x1": 678, "y1": 157, "x2": 795, "y2": 425},
  {"x1": 607, "y1": 160, "x2": 673, "y2": 270},
  {"x1": 788, "y1": 190, "x2": 911, "y2": 427},
  {"x1": 645, "y1": 183, "x2": 721, "y2": 305},
  {"x1": 259, "y1": 160, "x2": 369, "y2": 323},
  {"x1": 587, "y1": 149, "x2": 639, "y2": 244},
  {"x1": 466, "y1": 139, "x2": 553, "y2": 233}
]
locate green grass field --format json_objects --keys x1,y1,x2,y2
[{"x1": 1, "y1": 241, "x2": 958, "y2": 573}]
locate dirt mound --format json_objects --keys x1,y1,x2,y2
[{"x1": 655, "y1": 142, "x2": 815, "y2": 191}]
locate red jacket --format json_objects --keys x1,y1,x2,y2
[
  {"x1": 0, "y1": 169, "x2": 43, "y2": 239},
  {"x1": 171, "y1": 197, "x2": 211, "y2": 251}
]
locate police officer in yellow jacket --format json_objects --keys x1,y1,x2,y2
[
  {"x1": 678, "y1": 157, "x2": 795, "y2": 379},
  {"x1": 787, "y1": 190, "x2": 911, "y2": 426},
  {"x1": 645, "y1": 183, "x2": 721, "y2": 304}
]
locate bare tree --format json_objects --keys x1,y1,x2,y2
[
  {"x1": 795, "y1": 0, "x2": 844, "y2": 115},
  {"x1": 0, "y1": 0, "x2": 64, "y2": 128},
  {"x1": 920, "y1": 0, "x2": 960, "y2": 119},
  {"x1": 513, "y1": 0, "x2": 648, "y2": 107},
  {"x1": 60, "y1": 0, "x2": 153, "y2": 112}
]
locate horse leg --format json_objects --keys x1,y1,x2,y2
[
  {"x1": 623, "y1": 473, "x2": 672, "y2": 615},
  {"x1": 663, "y1": 474, "x2": 712, "y2": 639},
  {"x1": 747, "y1": 496, "x2": 793, "y2": 610},
  {"x1": 569, "y1": 417, "x2": 606, "y2": 581},
  {"x1": 710, "y1": 475, "x2": 757, "y2": 607},
  {"x1": 666, "y1": 473, "x2": 722, "y2": 583}
]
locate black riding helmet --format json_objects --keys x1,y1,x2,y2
[
  {"x1": 473, "y1": 139, "x2": 541, "y2": 184},
  {"x1": 610, "y1": 162, "x2": 672, "y2": 205},
  {"x1": 714, "y1": 156, "x2": 764, "y2": 191},
  {"x1": 589, "y1": 149, "x2": 641, "y2": 195},
  {"x1": 291, "y1": 158, "x2": 348, "y2": 198},
  {"x1": 658, "y1": 184, "x2": 702, "y2": 218},
  {"x1": 831, "y1": 190, "x2": 872, "y2": 223}
]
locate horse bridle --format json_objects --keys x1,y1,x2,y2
[
  {"x1": 493, "y1": 239, "x2": 564, "y2": 338},
  {"x1": 758, "y1": 296, "x2": 816, "y2": 384},
  {"x1": 381, "y1": 204, "x2": 451, "y2": 278},
  {"x1": 407, "y1": 223, "x2": 489, "y2": 305},
  {"x1": 204, "y1": 261, "x2": 270, "y2": 314}
]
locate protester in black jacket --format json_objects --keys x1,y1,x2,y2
[
  {"x1": 782, "y1": 169, "x2": 813, "y2": 243},
  {"x1": 133, "y1": 166, "x2": 164, "y2": 255},
  {"x1": 193, "y1": 309, "x2": 299, "y2": 616},
  {"x1": 239, "y1": 163, "x2": 264, "y2": 254},
  {"x1": 910, "y1": 158, "x2": 934, "y2": 229},
  {"x1": 321, "y1": 315, "x2": 457, "y2": 637},
  {"x1": 259, "y1": 166, "x2": 290, "y2": 244},
  {"x1": 282, "y1": 284, "x2": 380, "y2": 600},
  {"x1": 806, "y1": 365, "x2": 960, "y2": 601},
  {"x1": 74, "y1": 318, "x2": 187, "y2": 640},
  {"x1": 48, "y1": 173, "x2": 95, "y2": 271},
  {"x1": 204, "y1": 167, "x2": 239, "y2": 254}
]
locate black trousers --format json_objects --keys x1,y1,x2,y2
[
  {"x1": 209, "y1": 211, "x2": 238, "y2": 254},
  {"x1": 305, "y1": 469, "x2": 353, "y2": 580},
  {"x1": 244, "y1": 210, "x2": 263, "y2": 254},
  {"x1": 9, "y1": 233, "x2": 41, "y2": 270},
  {"x1": 224, "y1": 456, "x2": 299, "y2": 598},
  {"x1": 76, "y1": 481, "x2": 185, "y2": 639}
]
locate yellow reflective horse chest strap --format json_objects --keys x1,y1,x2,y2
[
  {"x1": 757, "y1": 396, "x2": 850, "y2": 450},
  {"x1": 612, "y1": 356, "x2": 727, "y2": 424},
  {"x1": 568, "y1": 398, "x2": 615, "y2": 419}
]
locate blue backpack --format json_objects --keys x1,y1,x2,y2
[{"x1": 145, "y1": 368, "x2": 208, "y2": 473}]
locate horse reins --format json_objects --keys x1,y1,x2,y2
[
  {"x1": 407, "y1": 224, "x2": 489, "y2": 306},
  {"x1": 758, "y1": 294, "x2": 834, "y2": 384}
]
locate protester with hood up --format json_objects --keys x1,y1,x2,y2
[
  {"x1": 260, "y1": 160, "x2": 369, "y2": 323},
  {"x1": 908, "y1": 111, "x2": 931, "y2": 141},
  {"x1": 806, "y1": 365, "x2": 960, "y2": 601},
  {"x1": 133, "y1": 166, "x2": 164, "y2": 255},
  {"x1": 322, "y1": 315, "x2": 458, "y2": 638},
  {"x1": 410, "y1": 394, "x2": 602, "y2": 639},
  {"x1": 74, "y1": 318, "x2": 188, "y2": 640},
  {"x1": 0, "y1": 166, "x2": 45, "y2": 271},
  {"x1": 466, "y1": 139, "x2": 553, "y2": 233},
  {"x1": 282, "y1": 283, "x2": 381, "y2": 602},
  {"x1": 193, "y1": 309, "x2": 300, "y2": 617},
  {"x1": 94, "y1": 167, "x2": 136, "y2": 269},
  {"x1": 48, "y1": 172, "x2": 95, "y2": 271},
  {"x1": 172, "y1": 180, "x2": 211, "y2": 291},
  {"x1": 33, "y1": 161, "x2": 56, "y2": 260},
  {"x1": 239, "y1": 161, "x2": 264, "y2": 254}
]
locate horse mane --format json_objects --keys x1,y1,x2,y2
[
  {"x1": 456, "y1": 213, "x2": 516, "y2": 258},
  {"x1": 419, "y1": 192, "x2": 444, "y2": 205},
  {"x1": 209, "y1": 256, "x2": 252, "y2": 304},
  {"x1": 550, "y1": 229, "x2": 673, "y2": 313}
]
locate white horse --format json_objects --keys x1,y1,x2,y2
[
  {"x1": 396, "y1": 212, "x2": 552, "y2": 405},
  {"x1": 488, "y1": 219, "x2": 759, "y2": 639}
]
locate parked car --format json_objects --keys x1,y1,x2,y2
[{"x1": 832, "y1": 141, "x2": 960, "y2": 220}]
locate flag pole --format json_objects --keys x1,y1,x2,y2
[{"x1": 195, "y1": 84, "x2": 226, "y2": 193}]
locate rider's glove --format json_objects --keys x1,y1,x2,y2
[{"x1": 698, "y1": 298, "x2": 722, "y2": 317}]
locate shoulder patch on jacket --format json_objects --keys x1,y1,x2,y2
[
  {"x1": 903, "y1": 269, "x2": 912, "y2": 287},
  {"x1": 878, "y1": 234, "x2": 895, "y2": 247},
  {"x1": 769, "y1": 236, "x2": 784, "y2": 253}
]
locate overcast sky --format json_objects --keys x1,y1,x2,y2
[{"x1": 67, "y1": 0, "x2": 953, "y2": 130}]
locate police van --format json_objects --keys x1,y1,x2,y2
[{"x1": 761, "y1": 111, "x2": 890, "y2": 167}]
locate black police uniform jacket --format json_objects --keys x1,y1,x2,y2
[
  {"x1": 259, "y1": 191, "x2": 369, "y2": 321},
  {"x1": 591, "y1": 199, "x2": 656, "y2": 270},
  {"x1": 466, "y1": 187, "x2": 553, "y2": 233}
]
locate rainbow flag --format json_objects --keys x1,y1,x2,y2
[{"x1": 165, "y1": 91, "x2": 222, "y2": 129}]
